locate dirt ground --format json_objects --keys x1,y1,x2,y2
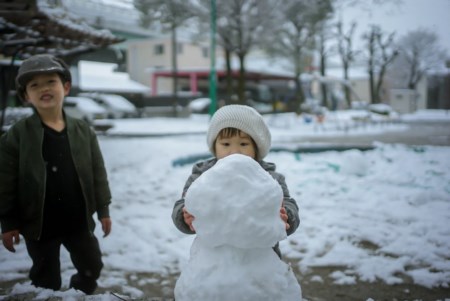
[
  {"x1": 294, "y1": 265, "x2": 449, "y2": 301},
  {"x1": 1, "y1": 263, "x2": 449, "y2": 301}
]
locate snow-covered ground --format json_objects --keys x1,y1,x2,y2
[
  {"x1": 103, "y1": 109, "x2": 408, "y2": 137},
  {"x1": 0, "y1": 110, "x2": 449, "y2": 300}
]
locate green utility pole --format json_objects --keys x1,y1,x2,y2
[{"x1": 208, "y1": 0, "x2": 217, "y2": 116}]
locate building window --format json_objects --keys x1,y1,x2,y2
[
  {"x1": 202, "y1": 47, "x2": 209, "y2": 58},
  {"x1": 154, "y1": 44, "x2": 164, "y2": 55}
]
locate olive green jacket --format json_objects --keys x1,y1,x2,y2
[{"x1": 0, "y1": 112, "x2": 111, "y2": 240}]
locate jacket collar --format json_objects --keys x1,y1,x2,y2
[{"x1": 28, "y1": 109, "x2": 75, "y2": 130}]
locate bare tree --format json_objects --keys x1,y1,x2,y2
[
  {"x1": 316, "y1": 20, "x2": 334, "y2": 109},
  {"x1": 133, "y1": 0, "x2": 197, "y2": 115},
  {"x1": 333, "y1": 0, "x2": 403, "y2": 106},
  {"x1": 374, "y1": 28, "x2": 398, "y2": 103},
  {"x1": 196, "y1": 1, "x2": 240, "y2": 102},
  {"x1": 268, "y1": 0, "x2": 333, "y2": 113},
  {"x1": 392, "y1": 28, "x2": 447, "y2": 91},
  {"x1": 229, "y1": 0, "x2": 279, "y2": 104},
  {"x1": 196, "y1": 0, "x2": 279, "y2": 104},
  {"x1": 363, "y1": 25, "x2": 398, "y2": 103},
  {"x1": 336, "y1": 20, "x2": 358, "y2": 107}
]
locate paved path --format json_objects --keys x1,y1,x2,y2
[{"x1": 297, "y1": 121, "x2": 450, "y2": 146}]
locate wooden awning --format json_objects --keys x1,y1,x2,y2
[{"x1": 0, "y1": 0, "x2": 123, "y2": 60}]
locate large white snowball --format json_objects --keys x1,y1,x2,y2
[
  {"x1": 177, "y1": 154, "x2": 302, "y2": 301},
  {"x1": 185, "y1": 154, "x2": 287, "y2": 248},
  {"x1": 175, "y1": 238, "x2": 302, "y2": 301}
]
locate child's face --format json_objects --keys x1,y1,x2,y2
[
  {"x1": 214, "y1": 130, "x2": 257, "y2": 160},
  {"x1": 24, "y1": 73, "x2": 70, "y2": 113}
]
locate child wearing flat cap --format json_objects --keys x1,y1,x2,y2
[
  {"x1": 0, "y1": 54, "x2": 112, "y2": 294},
  {"x1": 172, "y1": 104, "x2": 300, "y2": 258}
]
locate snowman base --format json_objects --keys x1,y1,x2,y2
[
  {"x1": 175, "y1": 238, "x2": 302, "y2": 301},
  {"x1": 175, "y1": 155, "x2": 302, "y2": 301}
]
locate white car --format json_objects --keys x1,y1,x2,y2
[
  {"x1": 1, "y1": 107, "x2": 33, "y2": 132},
  {"x1": 188, "y1": 98, "x2": 211, "y2": 114},
  {"x1": 64, "y1": 96, "x2": 107, "y2": 124},
  {"x1": 78, "y1": 93, "x2": 137, "y2": 119}
]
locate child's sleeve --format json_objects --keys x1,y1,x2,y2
[
  {"x1": 90, "y1": 129, "x2": 111, "y2": 219},
  {"x1": 171, "y1": 160, "x2": 211, "y2": 234},
  {"x1": 275, "y1": 172, "x2": 300, "y2": 236},
  {"x1": 283, "y1": 197, "x2": 300, "y2": 236},
  {"x1": 172, "y1": 198, "x2": 193, "y2": 234}
]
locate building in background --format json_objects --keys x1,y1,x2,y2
[{"x1": 15, "y1": 0, "x2": 446, "y2": 113}]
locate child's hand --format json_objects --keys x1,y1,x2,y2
[
  {"x1": 280, "y1": 206, "x2": 290, "y2": 230},
  {"x1": 182, "y1": 207, "x2": 196, "y2": 232},
  {"x1": 2, "y1": 230, "x2": 20, "y2": 253},
  {"x1": 100, "y1": 217, "x2": 112, "y2": 237}
]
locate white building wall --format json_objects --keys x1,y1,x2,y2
[
  {"x1": 415, "y1": 77, "x2": 428, "y2": 110},
  {"x1": 389, "y1": 77, "x2": 427, "y2": 113},
  {"x1": 128, "y1": 39, "x2": 172, "y2": 86},
  {"x1": 350, "y1": 79, "x2": 370, "y2": 103},
  {"x1": 127, "y1": 37, "x2": 221, "y2": 93}
]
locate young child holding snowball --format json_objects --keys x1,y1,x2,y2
[{"x1": 171, "y1": 104, "x2": 299, "y2": 257}]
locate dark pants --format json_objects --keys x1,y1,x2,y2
[{"x1": 25, "y1": 231, "x2": 103, "y2": 294}]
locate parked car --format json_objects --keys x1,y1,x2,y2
[
  {"x1": 1, "y1": 107, "x2": 33, "y2": 132},
  {"x1": 78, "y1": 92, "x2": 137, "y2": 119},
  {"x1": 64, "y1": 96, "x2": 107, "y2": 124},
  {"x1": 188, "y1": 97, "x2": 273, "y2": 114},
  {"x1": 188, "y1": 97, "x2": 211, "y2": 114},
  {"x1": 368, "y1": 103, "x2": 398, "y2": 116}
]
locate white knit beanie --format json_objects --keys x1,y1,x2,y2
[{"x1": 207, "y1": 105, "x2": 271, "y2": 160}]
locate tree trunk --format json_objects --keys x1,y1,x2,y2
[
  {"x1": 171, "y1": 25, "x2": 179, "y2": 116},
  {"x1": 368, "y1": 55, "x2": 376, "y2": 103},
  {"x1": 408, "y1": 62, "x2": 418, "y2": 90},
  {"x1": 369, "y1": 68, "x2": 376, "y2": 103},
  {"x1": 320, "y1": 52, "x2": 329, "y2": 109},
  {"x1": 375, "y1": 66, "x2": 387, "y2": 103},
  {"x1": 295, "y1": 77, "x2": 305, "y2": 114},
  {"x1": 343, "y1": 64, "x2": 352, "y2": 108},
  {"x1": 237, "y1": 53, "x2": 246, "y2": 105},
  {"x1": 225, "y1": 48, "x2": 233, "y2": 103}
]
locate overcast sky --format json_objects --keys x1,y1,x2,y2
[
  {"x1": 97, "y1": 0, "x2": 450, "y2": 56},
  {"x1": 337, "y1": 0, "x2": 450, "y2": 54}
]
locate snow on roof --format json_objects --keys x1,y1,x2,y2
[
  {"x1": 38, "y1": 1, "x2": 117, "y2": 40},
  {"x1": 78, "y1": 60, "x2": 151, "y2": 94},
  {"x1": 62, "y1": 0, "x2": 153, "y2": 38},
  {"x1": 0, "y1": 1, "x2": 122, "y2": 60}
]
